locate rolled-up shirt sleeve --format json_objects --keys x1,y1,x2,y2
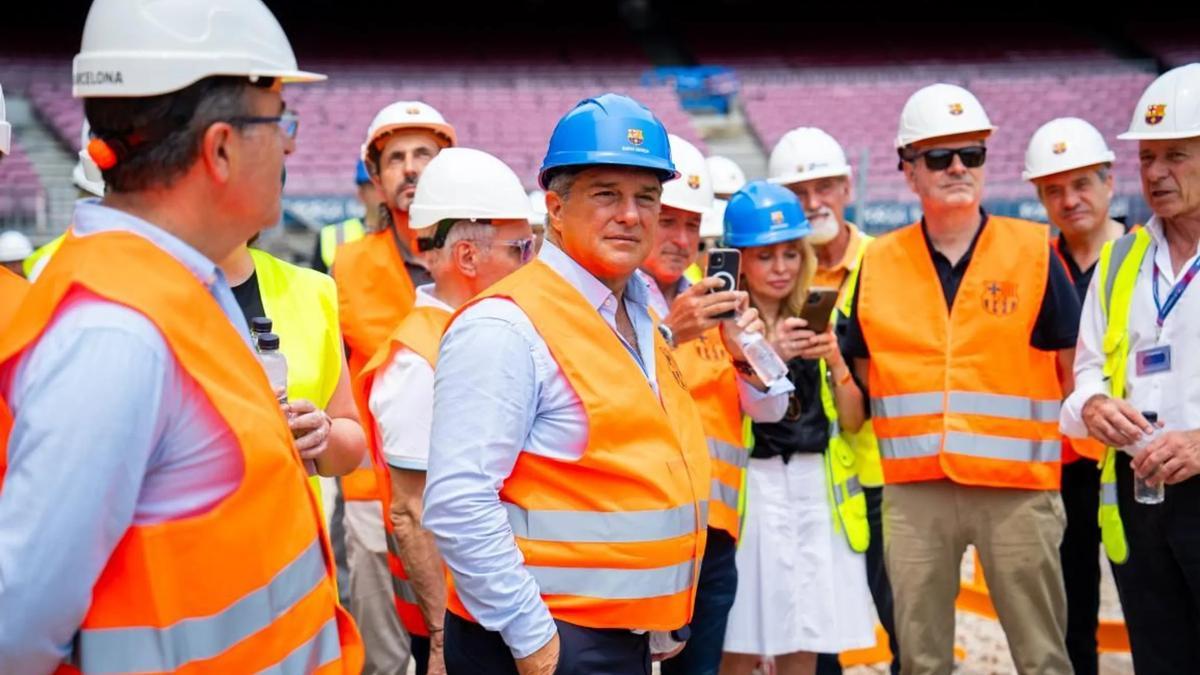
[
  {"x1": 1061, "y1": 273, "x2": 1108, "y2": 440},
  {"x1": 423, "y1": 308, "x2": 556, "y2": 659},
  {"x1": 0, "y1": 302, "x2": 169, "y2": 674}
]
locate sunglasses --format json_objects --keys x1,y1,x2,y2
[
  {"x1": 906, "y1": 146, "x2": 987, "y2": 171},
  {"x1": 492, "y1": 237, "x2": 537, "y2": 264}
]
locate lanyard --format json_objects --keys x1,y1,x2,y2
[{"x1": 1152, "y1": 250, "x2": 1200, "y2": 330}]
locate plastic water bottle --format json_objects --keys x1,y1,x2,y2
[
  {"x1": 256, "y1": 332, "x2": 288, "y2": 404},
  {"x1": 258, "y1": 333, "x2": 315, "y2": 475},
  {"x1": 738, "y1": 330, "x2": 788, "y2": 385},
  {"x1": 250, "y1": 316, "x2": 273, "y2": 351},
  {"x1": 1132, "y1": 411, "x2": 1165, "y2": 505}
]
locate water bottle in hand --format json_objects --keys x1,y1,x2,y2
[
  {"x1": 738, "y1": 330, "x2": 788, "y2": 385},
  {"x1": 1131, "y1": 411, "x2": 1165, "y2": 505},
  {"x1": 256, "y1": 332, "x2": 288, "y2": 403},
  {"x1": 250, "y1": 316, "x2": 273, "y2": 351}
]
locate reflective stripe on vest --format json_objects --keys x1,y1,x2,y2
[
  {"x1": 1095, "y1": 228, "x2": 1153, "y2": 564},
  {"x1": 859, "y1": 217, "x2": 1063, "y2": 490},
  {"x1": 872, "y1": 392, "x2": 1059, "y2": 422},
  {"x1": 709, "y1": 438, "x2": 748, "y2": 470},
  {"x1": 70, "y1": 540, "x2": 327, "y2": 672},
  {"x1": 444, "y1": 260, "x2": 709, "y2": 630}
]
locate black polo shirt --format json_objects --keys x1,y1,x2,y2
[
  {"x1": 1055, "y1": 219, "x2": 1132, "y2": 300},
  {"x1": 843, "y1": 212, "x2": 1081, "y2": 361}
]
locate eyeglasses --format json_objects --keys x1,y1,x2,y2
[
  {"x1": 906, "y1": 146, "x2": 987, "y2": 171},
  {"x1": 491, "y1": 237, "x2": 537, "y2": 264},
  {"x1": 227, "y1": 110, "x2": 299, "y2": 140}
]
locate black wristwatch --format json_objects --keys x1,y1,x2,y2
[{"x1": 657, "y1": 323, "x2": 677, "y2": 349}]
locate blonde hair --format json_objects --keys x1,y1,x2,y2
[{"x1": 741, "y1": 238, "x2": 817, "y2": 325}]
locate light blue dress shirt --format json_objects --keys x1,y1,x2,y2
[
  {"x1": 424, "y1": 243, "x2": 666, "y2": 658},
  {"x1": 636, "y1": 269, "x2": 793, "y2": 421},
  {"x1": 0, "y1": 200, "x2": 253, "y2": 674}
]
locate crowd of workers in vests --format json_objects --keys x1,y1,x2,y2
[{"x1": 2, "y1": 2, "x2": 1200, "y2": 675}]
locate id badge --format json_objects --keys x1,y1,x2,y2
[{"x1": 1135, "y1": 345, "x2": 1172, "y2": 376}]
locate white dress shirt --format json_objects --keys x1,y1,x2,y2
[{"x1": 1062, "y1": 216, "x2": 1200, "y2": 441}]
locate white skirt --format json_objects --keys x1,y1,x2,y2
[{"x1": 723, "y1": 454, "x2": 876, "y2": 656}]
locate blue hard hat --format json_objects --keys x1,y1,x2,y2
[
  {"x1": 538, "y1": 93, "x2": 679, "y2": 189},
  {"x1": 355, "y1": 159, "x2": 371, "y2": 186},
  {"x1": 723, "y1": 181, "x2": 810, "y2": 248}
]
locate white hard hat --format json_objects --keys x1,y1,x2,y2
[
  {"x1": 768, "y1": 127, "x2": 852, "y2": 186},
  {"x1": 700, "y1": 199, "x2": 727, "y2": 239},
  {"x1": 662, "y1": 135, "x2": 714, "y2": 216},
  {"x1": 0, "y1": 84, "x2": 10, "y2": 156},
  {"x1": 1119, "y1": 63, "x2": 1200, "y2": 141},
  {"x1": 362, "y1": 101, "x2": 456, "y2": 162},
  {"x1": 73, "y1": 0, "x2": 324, "y2": 98},
  {"x1": 409, "y1": 147, "x2": 533, "y2": 229},
  {"x1": 0, "y1": 230, "x2": 33, "y2": 263},
  {"x1": 74, "y1": 120, "x2": 105, "y2": 197},
  {"x1": 706, "y1": 155, "x2": 746, "y2": 195},
  {"x1": 1023, "y1": 117, "x2": 1115, "y2": 182},
  {"x1": 896, "y1": 83, "x2": 996, "y2": 149},
  {"x1": 528, "y1": 190, "x2": 547, "y2": 227}
]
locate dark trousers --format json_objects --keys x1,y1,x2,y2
[
  {"x1": 412, "y1": 635, "x2": 430, "y2": 675},
  {"x1": 1110, "y1": 453, "x2": 1200, "y2": 675},
  {"x1": 662, "y1": 528, "x2": 738, "y2": 675},
  {"x1": 1060, "y1": 458, "x2": 1102, "y2": 675},
  {"x1": 444, "y1": 610, "x2": 650, "y2": 675},
  {"x1": 817, "y1": 485, "x2": 899, "y2": 675},
  {"x1": 330, "y1": 481, "x2": 351, "y2": 608}
]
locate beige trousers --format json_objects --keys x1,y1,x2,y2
[{"x1": 883, "y1": 480, "x2": 1071, "y2": 675}]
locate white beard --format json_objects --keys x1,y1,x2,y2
[{"x1": 806, "y1": 213, "x2": 841, "y2": 245}]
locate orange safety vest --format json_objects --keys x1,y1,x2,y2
[
  {"x1": 1050, "y1": 235, "x2": 1106, "y2": 464},
  {"x1": 354, "y1": 305, "x2": 451, "y2": 638},
  {"x1": 672, "y1": 325, "x2": 745, "y2": 539},
  {"x1": 0, "y1": 231, "x2": 362, "y2": 674},
  {"x1": 858, "y1": 216, "x2": 1063, "y2": 490},
  {"x1": 333, "y1": 228, "x2": 417, "y2": 501},
  {"x1": 0, "y1": 266, "x2": 28, "y2": 334},
  {"x1": 444, "y1": 260, "x2": 710, "y2": 630}
]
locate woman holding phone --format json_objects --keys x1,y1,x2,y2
[{"x1": 720, "y1": 182, "x2": 875, "y2": 675}]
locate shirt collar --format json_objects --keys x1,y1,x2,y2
[
  {"x1": 414, "y1": 283, "x2": 455, "y2": 312},
  {"x1": 828, "y1": 223, "x2": 865, "y2": 273},
  {"x1": 636, "y1": 268, "x2": 689, "y2": 318},
  {"x1": 921, "y1": 208, "x2": 989, "y2": 267},
  {"x1": 538, "y1": 241, "x2": 651, "y2": 311},
  {"x1": 73, "y1": 199, "x2": 222, "y2": 287}
]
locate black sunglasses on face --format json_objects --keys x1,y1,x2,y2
[{"x1": 905, "y1": 146, "x2": 987, "y2": 171}]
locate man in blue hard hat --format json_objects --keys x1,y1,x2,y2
[
  {"x1": 310, "y1": 159, "x2": 382, "y2": 273},
  {"x1": 424, "y1": 94, "x2": 763, "y2": 675}
]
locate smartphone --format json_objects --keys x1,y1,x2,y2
[
  {"x1": 705, "y1": 248, "x2": 741, "y2": 319},
  {"x1": 798, "y1": 287, "x2": 840, "y2": 334}
]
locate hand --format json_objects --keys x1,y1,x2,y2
[
  {"x1": 1081, "y1": 394, "x2": 1154, "y2": 450},
  {"x1": 515, "y1": 632, "x2": 559, "y2": 675},
  {"x1": 771, "y1": 317, "x2": 817, "y2": 362},
  {"x1": 719, "y1": 303, "x2": 765, "y2": 361},
  {"x1": 1132, "y1": 430, "x2": 1200, "y2": 485},
  {"x1": 652, "y1": 642, "x2": 686, "y2": 662},
  {"x1": 797, "y1": 326, "x2": 840, "y2": 364},
  {"x1": 285, "y1": 399, "x2": 332, "y2": 460},
  {"x1": 663, "y1": 277, "x2": 747, "y2": 346},
  {"x1": 426, "y1": 629, "x2": 447, "y2": 675}
]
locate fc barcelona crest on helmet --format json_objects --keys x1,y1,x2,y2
[
  {"x1": 1145, "y1": 104, "x2": 1167, "y2": 126},
  {"x1": 1052, "y1": 142, "x2": 1068, "y2": 155},
  {"x1": 770, "y1": 210, "x2": 784, "y2": 225},
  {"x1": 982, "y1": 281, "x2": 1018, "y2": 316},
  {"x1": 627, "y1": 128, "x2": 645, "y2": 146},
  {"x1": 687, "y1": 174, "x2": 701, "y2": 189},
  {"x1": 406, "y1": 106, "x2": 421, "y2": 115},
  {"x1": 948, "y1": 103, "x2": 964, "y2": 116}
]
